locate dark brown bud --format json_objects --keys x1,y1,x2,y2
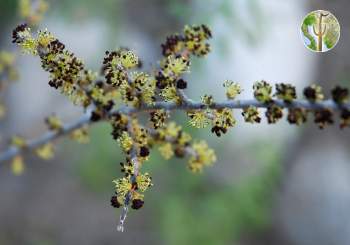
[
  {"x1": 111, "y1": 196, "x2": 121, "y2": 208},
  {"x1": 90, "y1": 111, "x2": 102, "y2": 122},
  {"x1": 139, "y1": 146, "x2": 150, "y2": 157},
  {"x1": 331, "y1": 86, "x2": 349, "y2": 104},
  {"x1": 176, "y1": 79, "x2": 187, "y2": 89},
  {"x1": 131, "y1": 199, "x2": 144, "y2": 210}
]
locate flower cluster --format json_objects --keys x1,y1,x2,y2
[
  {"x1": 12, "y1": 24, "x2": 98, "y2": 108},
  {"x1": 102, "y1": 49, "x2": 158, "y2": 108},
  {"x1": 0, "y1": 51, "x2": 18, "y2": 89},
  {"x1": 223, "y1": 80, "x2": 242, "y2": 99},
  {"x1": 19, "y1": 0, "x2": 48, "y2": 26},
  {"x1": 184, "y1": 81, "x2": 350, "y2": 132},
  {"x1": 253, "y1": 80, "x2": 273, "y2": 103},
  {"x1": 161, "y1": 24, "x2": 212, "y2": 57},
  {"x1": 275, "y1": 83, "x2": 296, "y2": 102},
  {"x1": 6, "y1": 23, "x2": 350, "y2": 232},
  {"x1": 0, "y1": 51, "x2": 19, "y2": 119},
  {"x1": 111, "y1": 171, "x2": 153, "y2": 210},
  {"x1": 157, "y1": 24, "x2": 212, "y2": 104},
  {"x1": 303, "y1": 84, "x2": 324, "y2": 102},
  {"x1": 242, "y1": 106, "x2": 261, "y2": 123}
]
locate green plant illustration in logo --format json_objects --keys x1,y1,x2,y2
[{"x1": 301, "y1": 10, "x2": 340, "y2": 52}]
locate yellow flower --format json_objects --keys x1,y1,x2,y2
[
  {"x1": 253, "y1": 80, "x2": 272, "y2": 103},
  {"x1": 162, "y1": 122, "x2": 181, "y2": 138},
  {"x1": 11, "y1": 156, "x2": 25, "y2": 175},
  {"x1": 35, "y1": 143, "x2": 54, "y2": 160},
  {"x1": 160, "y1": 85, "x2": 180, "y2": 103},
  {"x1": 162, "y1": 55, "x2": 190, "y2": 77},
  {"x1": 45, "y1": 115, "x2": 63, "y2": 131},
  {"x1": 223, "y1": 80, "x2": 242, "y2": 100},
  {"x1": 188, "y1": 110, "x2": 211, "y2": 128},
  {"x1": 120, "y1": 162, "x2": 134, "y2": 176},
  {"x1": 201, "y1": 94, "x2": 214, "y2": 106},
  {"x1": 113, "y1": 177, "x2": 132, "y2": 198},
  {"x1": 150, "y1": 109, "x2": 168, "y2": 129},
  {"x1": 242, "y1": 106, "x2": 261, "y2": 123},
  {"x1": 118, "y1": 131, "x2": 133, "y2": 153},
  {"x1": 132, "y1": 72, "x2": 156, "y2": 105},
  {"x1": 184, "y1": 24, "x2": 212, "y2": 56},
  {"x1": 136, "y1": 173, "x2": 153, "y2": 192},
  {"x1": 158, "y1": 143, "x2": 174, "y2": 160},
  {"x1": 177, "y1": 131, "x2": 192, "y2": 146},
  {"x1": 188, "y1": 140, "x2": 216, "y2": 173},
  {"x1": 37, "y1": 29, "x2": 55, "y2": 48},
  {"x1": 211, "y1": 108, "x2": 236, "y2": 137},
  {"x1": 120, "y1": 50, "x2": 138, "y2": 69},
  {"x1": 11, "y1": 135, "x2": 27, "y2": 148},
  {"x1": 70, "y1": 127, "x2": 89, "y2": 144}
]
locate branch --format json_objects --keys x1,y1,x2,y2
[
  {"x1": 0, "y1": 98, "x2": 348, "y2": 163},
  {"x1": 0, "y1": 113, "x2": 90, "y2": 163}
]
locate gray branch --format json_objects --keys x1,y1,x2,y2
[{"x1": 0, "y1": 98, "x2": 348, "y2": 163}]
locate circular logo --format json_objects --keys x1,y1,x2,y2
[{"x1": 301, "y1": 10, "x2": 340, "y2": 52}]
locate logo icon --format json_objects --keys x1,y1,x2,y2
[{"x1": 301, "y1": 10, "x2": 340, "y2": 52}]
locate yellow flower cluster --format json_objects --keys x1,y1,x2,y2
[
  {"x1": 118, "y1": 131, "x2": 133, "y2": 153},
  {"x1": 35, "y1": 143, "x2": 54, "y2": 160},
  {"x1": 188, "y1": 110, "x2": 211, "y2": 128},
  {"x1": 11, "y1": 23, "x2": 218, "y2": 219},
  {"x1": 223, "y1": 80, "x2": 242, "y2": 100},
  {"x1": 253, "y1": 80, "x2": 273, "y2": 103},
  {"x1": 11, "y1": 135, "x2": 27, "y2": 148},
  {"x1": 0, "y1": 51, "x2": 18, "y2": 86},
  {"x1": 19, "y1": 0, "x2": 48, "y2": 26},
  {"x1": 11, "y1": 156, "x2": 25, "y2": 176},
  {"x1": 158, "y1": 142, "x2": 174, "y2": 160},
  {"x1": 188, "y1": 141, "x2": 216, "y2": 173},
  {"x1": 45, "y1": 115, "x2": 63, "y2": 131},
  {"x1": 112, "y1": 172, "x2": 153, "y2": 209},
  {"x1": 70, "y1": 127, "x2": 90, "y2": 144},
  {"x1": 12, "y1": 24, "x2": 97, "y2": 108},
  {"x1": 183, "y1": 24, "x2": 212, "y2": 56},
  {"x1": 161, "y1": 24, "x2": 212, "y2": 57},
  {"x1": 9, "y1": 21, "x2": 350, "y2": 229},
  {"x1": 242, "y1": 106, "x2": 261, "y2": 123},
  {"x1": 211, "y1": 109, "x2": 236, "y2": 137}
]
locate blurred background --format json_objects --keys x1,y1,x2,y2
[{"x1": 0, "y1": 0, "x2": 350, "y2": 244}]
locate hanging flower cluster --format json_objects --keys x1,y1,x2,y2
[{"x1": 4, "y1": 22, "x2": 350, "y2": 232}]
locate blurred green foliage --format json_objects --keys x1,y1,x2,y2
[
  {"x1": 65, "y1": 122, "x2": 121, "y2": 193},
  {"x1": 156, "y1": 141, "x2": 281, "y2": 244}
]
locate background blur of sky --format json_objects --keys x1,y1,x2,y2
[{"x1": 0, "y1": 0, "x2": 350, "y2": 245}]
